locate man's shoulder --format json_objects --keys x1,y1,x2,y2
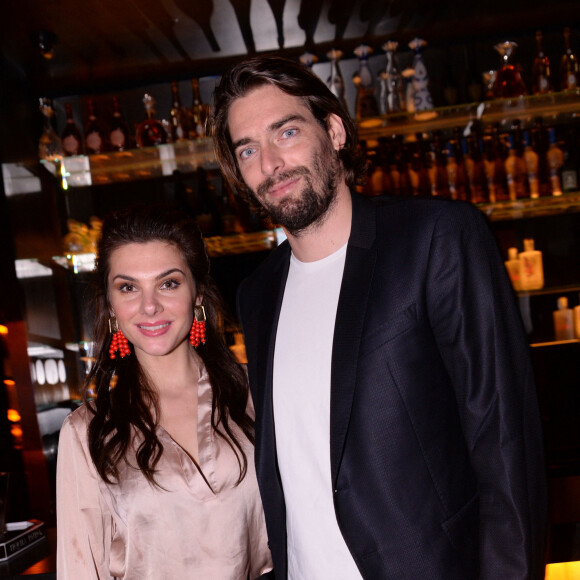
[{"x1": 238, "y1": 240, "x2": 290, "y2": 296}]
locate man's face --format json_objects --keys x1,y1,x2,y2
[{"x1": 227, "y1": 84, "x2": 344, "y2": 235}]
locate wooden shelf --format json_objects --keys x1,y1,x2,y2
[{"x1": 477, "y1": 192, "x2": 580, "y2": 221}]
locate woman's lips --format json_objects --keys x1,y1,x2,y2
[{"x1": 136, "y1": 322, "x2": 171, "y2": 336}]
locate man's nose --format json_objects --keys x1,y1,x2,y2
[{"x1": 260, "y1": 143, "x2": 284, "y2": 176}]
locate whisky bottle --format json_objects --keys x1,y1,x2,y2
[
  {"x1": 109, "y1": 96, "x2": 132, "y2": 152},
  {"x1": 84, "y1": 99, "x2": 107, "y2": 155},
  {"x1": 561, "y1": 27, "x2": 579, "y2": 90},
  {"x1": 532, "y1": 30, "x2": 552, "y2": 94},
  {"x1": 189, "y1": 78, "x2": 210, "y2": 139},
  {"x1": 136, "y1": 93, "x2": 168, "y2": 148},
  {"x1": 546, "y1": 127, "x2": 564, "y2": 196},
  {"x1": 61, "y1": 102, "x2": 84, "y2": 157},
  {"x1": 354, "y1": 45, "x2": 380, "y2": 120},
  {"x1": 170, "y1": 81, "x2": 190, "y2": 142}
]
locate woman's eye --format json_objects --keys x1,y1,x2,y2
[
  {"x1": 161, "y1": 279, "x2": 180, "y2": 289},
  {"x1": 119, "y1": 283, "x2": 135, "y2": 293}
]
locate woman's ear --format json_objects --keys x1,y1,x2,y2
[{"x1": 326, "y1": 113, "x2": 347, "y2": 152}]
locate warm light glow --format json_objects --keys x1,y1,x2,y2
[
  {"x1": 7, "y1": 409, "x2": 21, "y2": 422},
  {"x1": 3, "y1": 379, "x2": 15, "y2": 387},
  {"x1": 10, "y1": 425, "x2": 23, "y2": 441},
  {"x1": 0, "y1": 325, "x2": 8, "y2": 335},
  {"x1": 545, "y1": 561, "x2": 580, "y2": 579}
]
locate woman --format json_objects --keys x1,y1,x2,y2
[{"x1": 56, "y1": 204, "x2": 273, "y2": 579}]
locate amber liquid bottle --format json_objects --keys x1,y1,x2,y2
[
  {"x1": 170, "y1": 81, "x2": 189, "y2": 142},
  {"x1": 61, "y1": 102, "x2": 84, "y2": 157},
  {"x1": 109, "y1": 96, "x2": 132, "y2": 152},
  {"x1": 136, "y1": 93, "x2": 167, "y2": 148},
  {"x1": 85, "y1": 99, "x2": 107, "y2": 155},
  {"x1": 189, "y1": 78, "x2": 210, "y2": 139}
]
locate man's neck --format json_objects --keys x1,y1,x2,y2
[{"x1": 285, "y1": 184, "x2": 352, "y2": 263}]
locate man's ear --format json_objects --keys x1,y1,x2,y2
[{"x1": 326, "y1": 113, "x2": 347, "y2": 152}]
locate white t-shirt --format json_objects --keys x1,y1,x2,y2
[{"x1": 273, "y1": 244, "x2": 362, "y2": 579}]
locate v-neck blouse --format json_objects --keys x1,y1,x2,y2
[{"x1": 56, "y1": 364, "x2": 272, "y2": 579}]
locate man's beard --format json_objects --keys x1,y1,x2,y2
[{"x1": 250, "y1": 148, "x2": 341, "y2": 236}]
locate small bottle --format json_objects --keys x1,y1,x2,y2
[
  {"x1": 561, "y1": 26, "x2": 579, "y2": 91},
  {"x1": 38, "y1": 97, "x2": 63, "y2": 162},
  {"x1": 532, "y1": 30, "x2": 552, "y2": 94},
  {"x1": 61, "y1": 103, "x2": 84, "y2": 157},
  {"x1": 553, "y1": 296, "x2": 574, "y2": 341},
  {"x1": 519, "y1": 238, "x2": 544, "y2": 291},
  {"x1": 109, "y1": 96, "x2": 132, "y2": 152},
  {"x1": 546, "y1": 127, "x2": 564, "y2": 196},
  {"x1": 84, "y1": 99, "x2": 107, "y2": 155},
  {"x1": 136, "y1": 93, "x2": 167, "y2": 148},
  {"x1": 573, "y1": 294, "x2": 580, "y2": 339},
  {"x1": 170, "y1": 81, "x2": 189, "y2": 142},
  {"x1": 504, "y1": 247, "x2": 522, "y2": 291}
]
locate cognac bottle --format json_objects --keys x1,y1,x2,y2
[
  {"x1": 109, "y1": 96, "x2": 132, "y2": 152},
  {"x1": 61, "y1": 102, "x2": 84, "y2": 157},
  {"x1": 532, "y1": 30, "x2": 552, "y2": 94},
  {"x1": 170, "y1": 81, "x2": 190, "y2": 142},
  {"x1": 84, "y1": 99, "x2": 107, "y2": 155},
  {"x1": 136, "y1": 93, "x2": 167, "y2": 148},
  {"x1": 189, "y1": 78, "x2": 210, "y2": 139},
  {"x1": 561, "y1": 27, "x2": 579, "y2": 90}
]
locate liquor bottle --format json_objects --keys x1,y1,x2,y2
[
  {"x1": 61, "y1": 102, "x2": 84, "y2": 157},
  {"x1": 523, "y1": 131, "x2": 540, "y2": 199},
  {"x1": 170, "y1": 81, "x2": 190, "y2": 142},
  {"x1": 465, "y1": 134, "x2": 487, "y2": 203},
  {"x1": 505, "y1": 136, "x2": 520, "y2": 201},
  {"x1": 189, "y1": 78, "x2": 210, "y2": 139},
  {"x1": 381, "y1": 41, "x2": 405, "y2": 114},
  {"x1": 451, "y1": 131, "x2": 470, "y2": 201},
  {"x1": 492, "y1": 131, "x2": 509, "y2": 202},
  {"x1": 326, "y1": 49, "x2": 349, "y2": 114},
  {"x1": 482, "y1": 135, "x2": 497, "y2": 203},
  {"x1": 531, "y1": 118, "x2": 551, "y2": 196},
  {"x1": 519, "y1": 238, "x2": 544, "y2": 291},
  {"x1": 431, "y1": 131, "x2": 450, "y2": 198},
  {"x1": 445, "y1": 144, "x2": 459, "y2": 200},
  {"x1": 546, "y1": 127, "x2": 564, "y2": 196},
  {"x1": 561, "y1": 128, "x2": 579, "y2": 193},
  {"x1": 409, "y1": 38, "x2": 434, "y2": 112},
  {"x1": 553, "y1": 297, "x2": 574, "y2": 341},
  {"x1": 353, "y1": 45, "x2": 380, "y2": 120},
  {"x1": 561, "y1": 26, "x2": 579, "y2": 91},
  {"x1": 493, "y1": 41, "x2": 526, "y2": 98},
  {"x1": 532, "y1": 30, "x2": 552, "y2": 94},
  {"x1": 38, "y1": 98, "x2": 63, "y2": 162},
  {"x1": 84, "y1": 99, "x2": 107, "y2": 155},
  {"x1": 136, "y1": 93, "x2": 168, "y2": 148},
  {"x1": 109, "y1": 96, "x2": 132, "y2": 152}
]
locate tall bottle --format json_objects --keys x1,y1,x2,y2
[
  {"x1": 546, "y1": 127, "x2": 564, "y2": 196},
  {"x1": 38, "y1": 98, "x2": 63, "y2": 162},
  {"x1": 561, "y1": 128, "x2": 579, "y2": 193},
  {"x1": 523, "y1": 131, "x2": 540, "y2": 199},
  {"x1": 532, "y1": 30, "x2": 552, "y2": 94},
  {"x1": 189, "y1": 78, "x2": 210, "y2": 139},
  {"x1": 381, "y1": 41, "x2": 405, "y2": 114},
  {"x1": 84, "y1": 99, "x2": 107, "y2": 155},
  {"x1": 136, "y1": 93, "x2": 168, "y2": 148},
  {"x1": 170, "y1": 81, "x2": 190, "y2": 142},
  {"x1": 109, "y1": 96, "x2": 132, "y2": 152},
  {"x1": 531, "y1": 118, "x2": 551, "y2": 197},
  {"x1": 409, "y1": 38, "x2": 434, "y2": 113},
  {"x1": 561, "y1": 26, "x2": 579, "y2": 91},
  {"x1": 326, "y1": 50, "x2": 349, "y2": 114},
  {"x1": 61, "y1": 102, "x2": 84, "y2": 157},
  {"x1": 353, "y1": 45, "x2": 380, "y2": 120}
]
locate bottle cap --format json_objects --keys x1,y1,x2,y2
[
  {"x1": 508, "y1": 247, "x2": 519, "y2": 260},
  {"x1": 558, "y1": 296, "x2": 569, "y2": 310},
  {"x1": 523, "y1": 238, "x2": 535, "y2": 251}
]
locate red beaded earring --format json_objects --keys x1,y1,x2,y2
[
  {"x1": 108, "y1": 317, "x2": 131, "y2": 359},
  {"x1": 189, "y1": 305, "x2": 206, "y2": 348}
]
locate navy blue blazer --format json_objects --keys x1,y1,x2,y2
[{"x1": 238, "y1": 193, "x2": 547, "y2": 579}]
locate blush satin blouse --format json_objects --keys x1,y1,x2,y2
[{"x1": 56, "y1": 365, "x2": 273, "y2": 579}]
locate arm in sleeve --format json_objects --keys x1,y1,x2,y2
[
  {"x1": 56, "y1": 411, "x2": 114, "y2": 580},
  {"x1": 425, "y1": 203, "x2": 547, "y2": 580}
]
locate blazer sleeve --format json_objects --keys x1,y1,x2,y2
[
  {"x1": 425, "y1": 203, "x2": 547, "y2": 580},
  {"x1": 57, "y1": 410, "x2": 114, "y2": 580}
]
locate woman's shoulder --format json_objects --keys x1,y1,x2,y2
[{"x1": 61, "y1": 402, "x2": 95, "y2": 435}]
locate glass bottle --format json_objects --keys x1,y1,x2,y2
[
  {"x1": 561, "y1": 26, "x2": 579, "y2": 91},
  {"x1": 326, "y1": 49, "x2": 349, "y2": 113},
  {"x1": 353, "y1": 45, "x2": 380, "y2": 120},
  {"x1": 170, "y1": 81, "x2": 189, "y2": 142},
  {"x1": 408, "y1": 38, "x2": 434, "y2": 112},
  {"x1": 493, "y1": 41, "x2": 526, "y2": 98},
  {"x1": 61, "y1": 102, "x2": 84, "y2": 157},
  {"x1": 109, "y1": 96, "x2": 132, "y2": 152},
  {"x1": 299, "y1": 52, "x2": 318, "y2": 69},
  {"x1": 136, "y1": 93, "x2": 168, "y2": 148},
  {"x1": 532, "y1": 30, "x2": 552, "y2": 95},
  {"x1": 189, "y1": 78, "x2": 210, "y2": 139},
  {"x1": 38, "y1": 97, "x2": 63, "y2": 162},
  {"x1": 546, "y1": 127, "x2": 564, "y2": 196},
  {"x1": 381, "y1": 41, "x2": 404, "y2": 114},
  {"x1": 84, "y1": 99, "x2": 107, "y2": 155}
]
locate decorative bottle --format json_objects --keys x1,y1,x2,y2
[
  {"x1": 493, "y1": 41, "x2": 526, "y2": 98},
  {"x1": 532, "y1": 30, "x2": 552, "y2": 94},
  {"x1": 353, "y1": 45, "x2": 380, "y2": 120},
  {"x1": 326, "y1": 49, "x2": 349, "y2": 113},
  {"x1": 504, "y1": 247, "x2": 522, "y2": 291},
  {"x1": 84, "y1": 99, "x2": 107, "y2": 155},
  {"x1": 61, "y1": 102, "x2": 84, "y2": 157},
  {"x1": 170, "y1": 81, "x2": 189, "y2": 142},
  {"x1": 136, "y1": 93, "x2": 167, "y2": 147},
  {"x1": 561, "y1": 26, "x2": 579, "y2": 91},
  {"x1": 523, "y1": 131, "x2": 540, "y2": 199},
  {"x1": 381, "y1": 41, "x2": 404, "y2": 114},
  {"x1": 408, "y1": 38, "x2": 434, "y2": 113},
  {"x1": 109, "y1": 96, "x2": 132, "y2": 152},
  {"x1": 519, "y1": 238, "x2": 544, "y2": 291},
  {"x1": 38, "y1": 98, "x2": 63, "y2": 162}
]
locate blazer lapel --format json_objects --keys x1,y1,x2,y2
[{"x1": 330, "y1": 194, "x2": 377, "y2": 485}]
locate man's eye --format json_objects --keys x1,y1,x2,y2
[
  {"x1": 282, "y1": 128, "x2": 297, "y2": 139},
  {"x1": 240, "y1": 147, "x2": 255, "y2": 160}
]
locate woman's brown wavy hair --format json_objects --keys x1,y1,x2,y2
[{"x1": 86, "y1": 203, "x2": 253, "y2": 486}]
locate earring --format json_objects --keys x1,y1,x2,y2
[
  {"x1": 108, "y1": 317, "x2": 131, "y2": 359},
  {"x1": 189, "y1": 305, "x2": 206, "y2": 348}
]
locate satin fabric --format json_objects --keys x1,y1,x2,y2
[{"x1": 56, "y1": 364, "x2": 272, "y2": 579}]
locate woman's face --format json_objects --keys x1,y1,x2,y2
[{"x1": 107, "y1": 241, "x2": 200, "y2": 361}]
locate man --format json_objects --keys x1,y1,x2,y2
[{"x1": 210, "y1": 56, "x2": 547, "y2": 579}]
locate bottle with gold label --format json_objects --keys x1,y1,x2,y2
[{"x1": 136, "y1": 93, "x2": 168, "y2": 148}]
